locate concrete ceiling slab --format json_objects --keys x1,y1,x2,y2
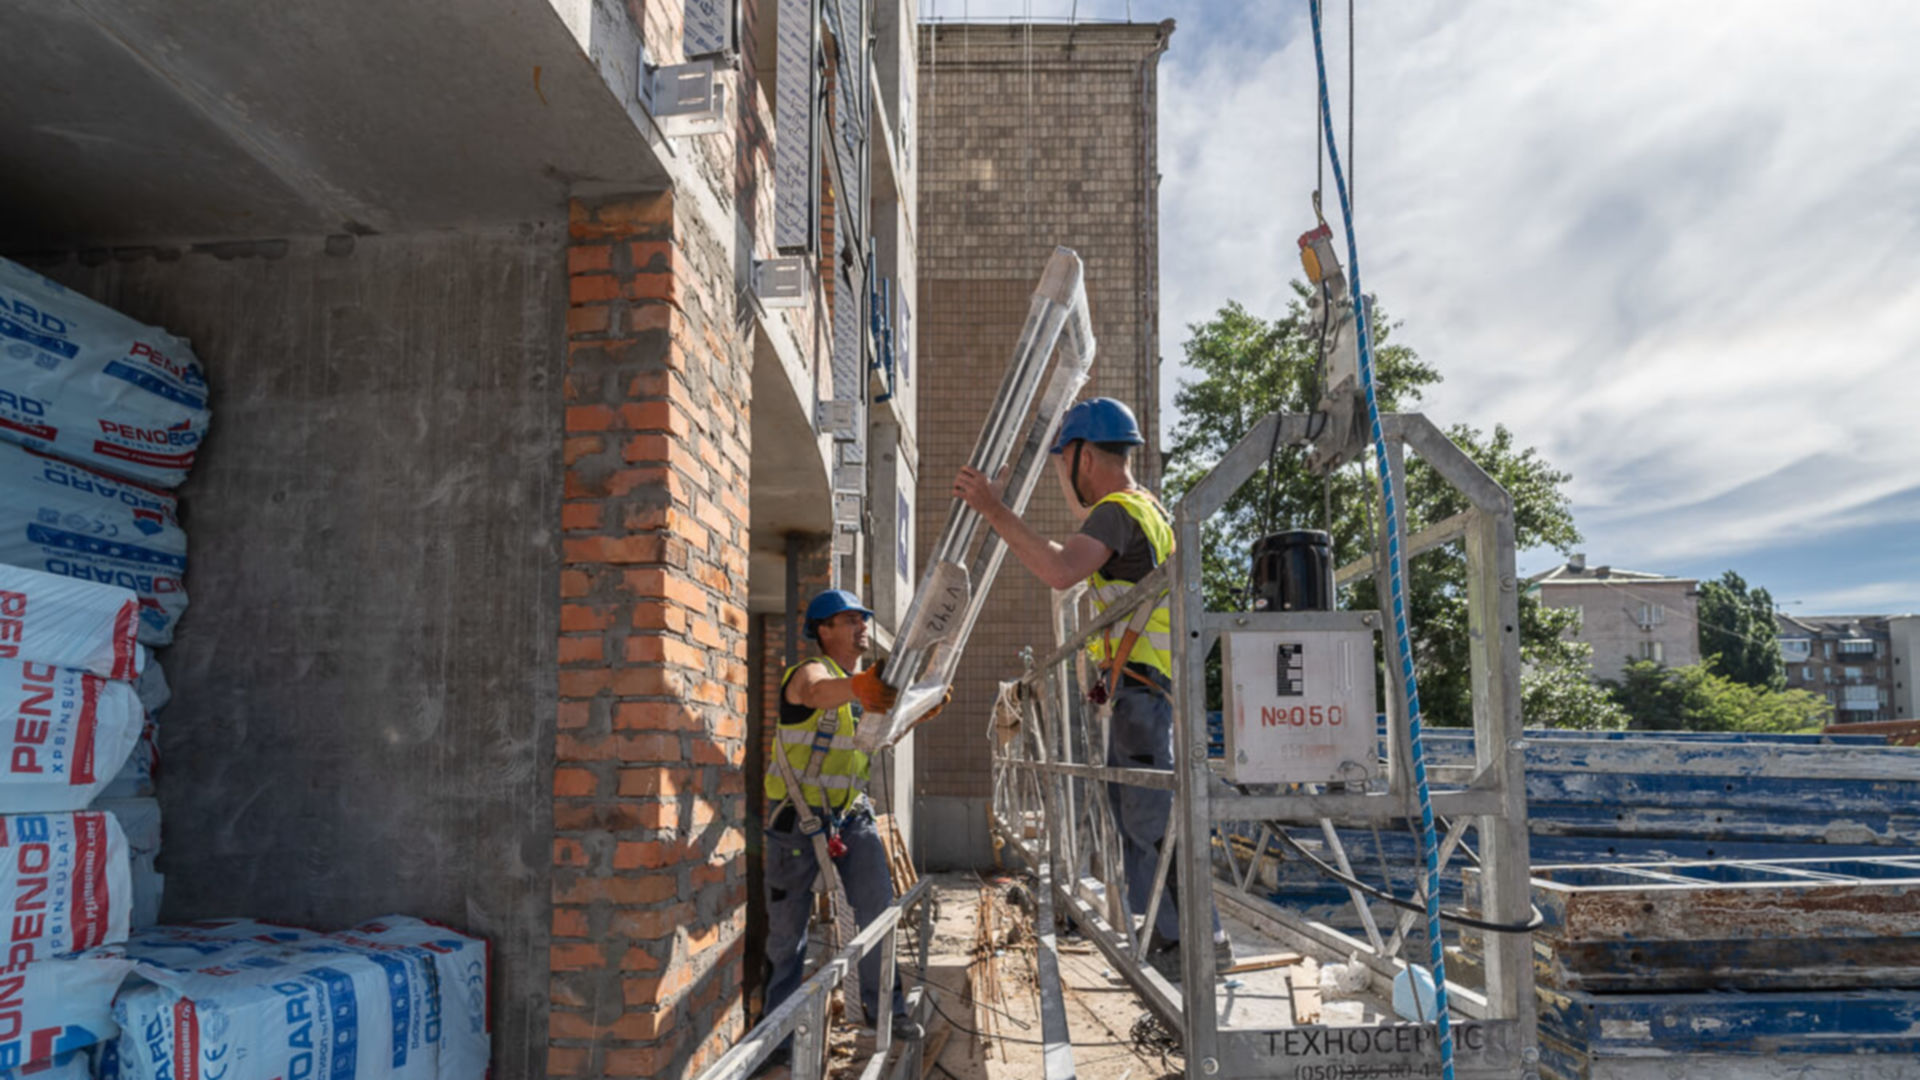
[{"x1": 0, "y1": 0, "x2": 670, "y2": 247}]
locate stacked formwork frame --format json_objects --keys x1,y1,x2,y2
[{"x1": 990, "y1": 412, "x2": 1541, "y2": 1080}]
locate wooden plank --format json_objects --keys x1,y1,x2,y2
[
  {"x1": 1222, "y1": 952, "x2": 1304, "y2": 975},
  {"x1": 1288, "y1": 957, "x2": 1322, "y2": 1025}
]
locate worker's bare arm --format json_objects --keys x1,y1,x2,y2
[
  {"x1": 786, "y1": 662, "x2": 856, "y2": 711},
  {"x1": 953, "y1": 466, "x2": 1112, "y2": 589}
]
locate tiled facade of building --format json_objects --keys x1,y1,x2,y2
[
  {"x1": 1777, "y1": 614, "x2": 1913, "y2": 724},
  {"x1": 1532, "y1": 557, "x2": 1701, "y2": 684},
  {"x1": 913, "y1": 21, "x2": 1173, "y2": 866}
]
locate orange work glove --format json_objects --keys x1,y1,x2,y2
[{"x1": 849, "y1": 665, "x2": 898, "y2": 713}]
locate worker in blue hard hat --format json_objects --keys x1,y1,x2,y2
[
  {"x1": 759, "y1": 588, "x2": 922, "y2": 1070},
  {"x1": 954, "y1": 396, "x2": 1228, "y2": 986}
]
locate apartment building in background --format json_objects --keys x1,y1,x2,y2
[
  {"x1": 1532, "y1": 555, "x2": 1701, "y2": 684},
  {"x1": 1778, "y1": 613, "x2": 1919, "y2": 724}
]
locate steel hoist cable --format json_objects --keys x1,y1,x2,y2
[{"x1": 1307, "y1": 2, "x2": 1456, "y2": 1076}]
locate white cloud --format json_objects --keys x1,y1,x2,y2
[
  {"x1": 1154, "y1": 1, "x2": 1920, "y2": 577},
  {"x1": 919, "y1": 0, "x2": 1920, "y2": 607}
]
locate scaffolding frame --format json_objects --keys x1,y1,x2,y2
[{"x1": 989, "y1": 412, "x2": 1541, "y2": 1080}]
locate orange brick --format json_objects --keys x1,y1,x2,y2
[
  {"x1": 553, "y1": 767, "x2": 599, "y2": 797},
  {"x1": 552, "y1": 907, "x2": 590, "y2": 939},
  {"x1": 556, "y1": 700, "x2": 591, "y2": 729},
  {"x1": 615, "y1": 701, "x2": 704, "y2": 732},
  {"x1": 623, "y1": 967, "x2": 695, "y2": 1005},
  {"x1": 623, "y1": 569, "x2": 711, "y2": 609},
  {"x1": 570, "y1": 275, "x2": 620, "y2": 304},
  {"x1": 618, "y1": 767, "x2": 692, "y2": 797},
  {"x1": 562, "y1": 503, "x2": 603, "y2": 531},
  {"x1": 614, "y1": 840, "x2": 692, "y2": 871},
  {"x1": 547, "y1": 1047, "x2": 589, "y2": 1076},
  {"x1": 632, "y1": 601, "x2": 689, "y2": 633},
  {"x1": 611, "y1": 902, "x2": 693, "y2": 938},
  {"x1": 565, "y1": 535, "x2": 667, "y2": 565},
  {"x1": 611, "y1": 666, "x2": 684, "y2": 697},
  {"x1": 629, "y1": 240, "x2": 672, "y2": 271},
  {"x1": 624, "y1": 635, "x2": 706, "y2": 669},
  {"x1": 620, "y1": 400, "x2": 691, "y2": 437},
  {"x1": 553, "y1": 838, "x2": 589, "y2": 868},
  {"x1": 550, "y1": 943, "x2": 608, "y2": 971},
  {"x1": 565, "y1": 405, "x2": 615, "y2": 432},
  {"x1": 567, "y1": 305, "x2": 612, "y2": 336},
  {"x1": 569, "y1": 244, "x2": 613, "y2": 274},
  {"x1": 557, "y1": 636, "x2": 603, "y2": 664},
  {"x1": 558, "y1": 668, "x2": 612, "y2": 699},
  {"x1": 558, "y1": 604, "x2": 614, "y2": 632},
  {"x1": 560, "y1": 569, "x2": 592, "y2": 598},
  {"x1": 563, "y1": 436, "x2": 604, "y2": 465},
  {"x1": 552, "y1": 874, "x2": 681, "y2": 905}
]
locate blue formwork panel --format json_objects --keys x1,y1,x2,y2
[{"x1": 1538, "y1": 988, "x2": 1920, "y2": 1080}]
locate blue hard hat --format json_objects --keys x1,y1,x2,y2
[
  {"x1": 804, "y1": 589, "x2": 873, "y2": 638},
  {"x1": 1051, "y1": 397, "x2": 1144, "y2": 454}
]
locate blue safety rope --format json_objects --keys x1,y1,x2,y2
[{"x1": 1307, "y1": 2, "x2": 1454, "y2": 1075}]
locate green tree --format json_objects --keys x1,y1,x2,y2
[
  {"x1": 1165, "y1": 293, "x2": 1590, "y2": 727},
  {"x1": 1604, "y1": 660, "x2": 1829, "y2": 733},
  {"x1": 1696, "y1": 570, "x2": 1786, "y2": 691}
]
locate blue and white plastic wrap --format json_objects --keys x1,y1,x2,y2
[
  {"x1": 0, "y1": 258, "x2": 210, "y2": 490},
  {"x1": 0, "y1": 444, "x2": 188, "y2": 647},
  {"x1": 0, "y1": 811, "x2": 131, "y2": 957},
  {"x1": 0, "y1": 953, "x2": 135, "y2": 1077},
  {"x1": 0, "y1": 659, "x2": 142, "y2": 813},
  {"x1": 0, "y1": 566, "x2": 142, "y2": 681},
  {"x1": 106, "y1": 917, "x2": 488, "y2": 1080}
]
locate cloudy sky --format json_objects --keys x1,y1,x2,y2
[{"x1": 922, "y1": 0, "x2": 1920, "y2": 614}]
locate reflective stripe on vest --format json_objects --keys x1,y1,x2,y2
[
  {"x1": 764, "y1": 655, "x2": 872, "y2": 812},
  {"x1": 1087, "y1": 489, "x2": 1175, "y2": 678}
]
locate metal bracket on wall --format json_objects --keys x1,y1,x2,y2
[
  {"x1": 754, "y1": 257, "x2": 810, "y2": 308},
  {"x1": 637, "y1": 52, "x2": 728, "y2": 138}
]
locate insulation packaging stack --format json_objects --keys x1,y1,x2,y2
[
  {"x1": 0, "y1": 255, "x2": 207, "y2": 942},
  {"x1": 91, "y1": 917, "x2": 490, "y2": 1080},
  {"x1": 1, "y1": 261, "x2": 493, "y2": 1079},
  {"x1": 0, "y1": 567, "x2": 146, "y2": 1074},
  {"x1": 0, "y1": 255, "x2": 207, "y2": 1077}
]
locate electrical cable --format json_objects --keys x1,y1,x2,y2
[
  {"x1": 1308, "y1": 2, "x2": 1456, "y2": 1075},
  {"x1": 1264, "y1": 824, "x2": 1543, "y2": 934}
]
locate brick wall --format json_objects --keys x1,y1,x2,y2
[
  {"x1": 913, "y1": 24, "x2": 1172, "y2": 834},
  {"x1": 549, "y1": 192, "x2": 753, "y2": 1079}
]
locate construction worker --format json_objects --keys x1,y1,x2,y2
[
  {"x1": 954, "y1": 397, "x2": 1228, "y2": 983},
  {"x1": 761, "y1": 588, "x2": 922, "y2": 1067}
]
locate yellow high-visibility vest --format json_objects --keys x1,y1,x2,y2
[
  {"x1": 764, "y1": 655, "x2": 871, "y2": 812},
  {"x1": 1086, "y1": 489, "x2": 1174, "y2": 679}
]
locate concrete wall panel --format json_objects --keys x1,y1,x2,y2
[{"x1": 36, "y1": 226, "x2": 566, "y2": 1079}]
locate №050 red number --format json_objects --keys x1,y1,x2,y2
[{"x1": 1259, "y1": 704, "x2": 1348, "y2": 727}]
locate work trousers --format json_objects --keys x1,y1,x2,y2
[
  {"x1": 762, "y1": 807, "x2": 906, "y2": 1042},
  {"x1": 1107, "y1": 676, "x2": 1221, "y2": 945}
]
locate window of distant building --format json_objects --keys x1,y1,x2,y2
[
  {"x1": 1639, "y1": 641, "x2": 1664, "y2": 663},
  {"x1": 1839, "y1": 639, "x2": 1876, "y2": 656},
  {"x1": 1846, "y1": 666, "x2": 1863, "y2": 680},
  {"x1": 1780, "y1": 638, "x2": 1812, "y2": 662},
  {"x1": 1636, "y1": 603, "x2": 1664, "y2": 630}
]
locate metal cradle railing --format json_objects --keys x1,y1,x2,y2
[{"x1": 987, "y1": 412, "x2": 1544, "y2": 1080}]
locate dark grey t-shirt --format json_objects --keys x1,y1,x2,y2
[{"x1": 1079, "y1": 499, "x2": 1158, "y2": 583}]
